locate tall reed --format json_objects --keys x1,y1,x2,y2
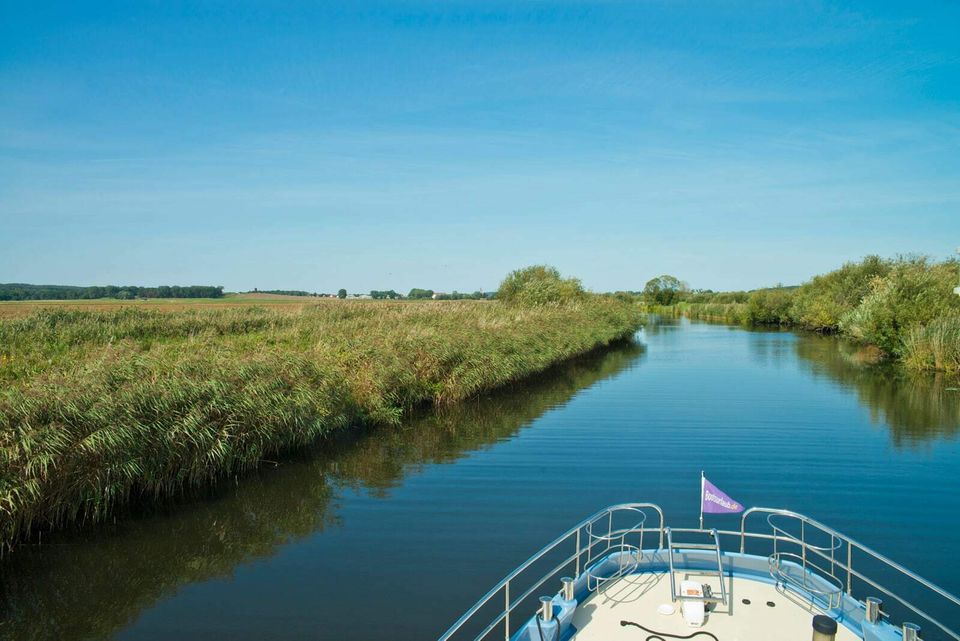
[
  {"x1": 901, "y1": 316, "x2": 960, "y2": 374},
  {"x1": 0, "y1": 299, "x2": 642, "y2": 548}
]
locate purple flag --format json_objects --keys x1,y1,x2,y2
[{"x1": 701, "y1": 475, "x2": 744, "y2": 514}]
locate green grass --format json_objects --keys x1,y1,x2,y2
[{"x1": 0, "y1": 298, "x2": 641, "y2": 549}]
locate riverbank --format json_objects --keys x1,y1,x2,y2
[
  {"x1": 648, "y1": 256, "x2": 960, "y2": 374},
  {"x1": 0, "y1": 342, "x2": 646, "y2": 641},
  {"x1": 0, "y1": 297, "x2": 642, "y2": 549}
]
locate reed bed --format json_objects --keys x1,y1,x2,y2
[
  {"x1": 901, "y1": 316, "x2": 960, "y2": 374},
  {"x1": 0, "y1": 299, "x2": 641, "y2": 548}
]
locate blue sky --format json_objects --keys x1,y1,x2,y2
[{"x1": 2, "y1": 1, "x2": 959, "y2": 293}]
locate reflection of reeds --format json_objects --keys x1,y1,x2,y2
[
  {"x1": 328, "y1": 340, "x2": 646, "y2": 493},
  {"x1": 794, "y1": 334, "x2": 960, "y2": 447},
  {"x1": 0, "y1": 339, "x2": 645, "y2": 641},
  {"x1": 902, "y1": 316, "x2": 960, "y2": 374},
  {"x1": 0, "y1": 461, "x2": 340, "y2": 641},
  {"x1": 0, "y1": 300, "x2": 642, "y2": 549}
]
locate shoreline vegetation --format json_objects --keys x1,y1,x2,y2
[
  {"x1": 637, "y1": 256, "x2": 960, "y2": 375},
  {"x1": 0, "y1": 267, "x2": 642, "y2": 550},
  {"x1": 0, "y1": 342, "x2": 645, "y2": 641}
]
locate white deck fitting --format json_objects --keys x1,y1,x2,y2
[{"x1": 570, "y1": 571, "x2": 860, "y2": 641}]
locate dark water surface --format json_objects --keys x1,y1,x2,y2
[{"x1": 3, "y1": 319, "x2": 960, "y2": 640}]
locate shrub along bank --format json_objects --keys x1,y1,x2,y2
[{"x1": 656, "y1": 256, "x2": 960, "y2": 374}]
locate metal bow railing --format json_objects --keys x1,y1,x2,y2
[
  {"x1": 438, "y1": 504, "x2": 960, "y2": 641},
  {"x1": 438, "y1": 503, "x2": 663, "y2": 641}
]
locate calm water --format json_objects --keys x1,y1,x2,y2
[{"x1": 3, "y1": 319, "x2": 960, "y2": 640}]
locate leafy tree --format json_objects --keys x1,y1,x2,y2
[
  {"x1": 746, "y1": 287, "x2": 795, "y2": 325},
  {"x1": 643, "y1": 275, "x2": 688, "y2": 305},
  {"x1": 789, "y1": 255, "x2": 890, "y2": 331},
  {"x1": 840, "y1": 257, "x2": 960, "y2": 353},
  {"x1": 248, "y1": 290, "x2": 313, "y2": 297},
  {"x1": 434, "y1": 290, "x2": 492, "y2": 300},
  {"x1": 407, "y1": 288, "x2": 434, "y2": 300},
  {"x1": 497, "y1": 265, "x2": 585, "y2": 307},
  {"x1": 337, "y1": 288, "x2": 347, "y2": 299}
]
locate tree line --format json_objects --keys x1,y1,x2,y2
[
  {"x1": 404, "y1": 289, "x2": 493, "y2": 300},
  {"x1": 610, "y1": 274, "x2": 764, "y2": 306},
  {"x1": 247, "y1": 289, "x2": 316, "y2": 297},
  {"x1": 363, "y1": 289, "x2": 493, "y2": 300},
  {"x1": 0, "y1": 283, "x2": 225, "y2": 301}
]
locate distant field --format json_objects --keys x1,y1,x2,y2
[{"x1": 0, "y1": 293, "x2": 328, "y2": 317}]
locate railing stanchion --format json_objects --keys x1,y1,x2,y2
[
  {"x1": 830, "y1": 534, "x2": 836, "y2": 578},
  {"x1": 504, "y1": 581, "x2": 510, "y2": 641},
  {"x1": 847, "y1": 544, "x2": 853, "y2": 597},
  {"x1": 606, "y1": 511, "x2": 613, "y2": 554},
  {"x1": 575, "y1": 529, "x2": 581, "y2": 578},
  {"x1": 739, "y1": 513, "x2": 746, "y2": 553},
  {"x1": 801, "y1": 520, "x2": 807, "y2": 570}
]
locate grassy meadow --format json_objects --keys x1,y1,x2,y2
[{"x1": 0, "y1": 279, "x2": 642, "y2": 549}]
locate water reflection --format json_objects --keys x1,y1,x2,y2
[
  {"x1": 742, "y1": 326, "x2": 794, "y2": 368},
  {"x1": 794, "y1": 334, "x2": 960, "y2": 447},
  {"x1": 328, "y1": 338, "x2": 645, "y2": 491},
  {"x1": 0, "y1": 465, "x2": 340, "y2": 641},
  {"x1": 682, "y1": 317, "x2": 960, "y2": 447},
  {"x1": 0, "y1": 340, "x2": 645, "y2": 641},
  {"x1": 641, "y1": 314, "x2": 681, "y2": 335}
]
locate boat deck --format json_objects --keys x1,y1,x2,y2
[
  {"x1": 571, "y1": 570, "x2": 859, "y2": 641},
  {"x1": 439, "y1": 505, "x2": 959, "y2": 641}
]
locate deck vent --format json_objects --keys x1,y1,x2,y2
[
  {"x1": 865, "y1": 597, "x2": 883, "y2": 624},
  {"x1": 902, "y1": 622, "x2": 921, "y2": 641},
  {"x1": 539, "y1": 596, "x2": 554, "y2": 622},
  {"x1": 812, "y1": 615, "x2": 837, "y2": 641}
]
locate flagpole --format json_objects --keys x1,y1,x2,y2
[{"x1": 699, "y1": 470, "x2": 704, "y2": 530}]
